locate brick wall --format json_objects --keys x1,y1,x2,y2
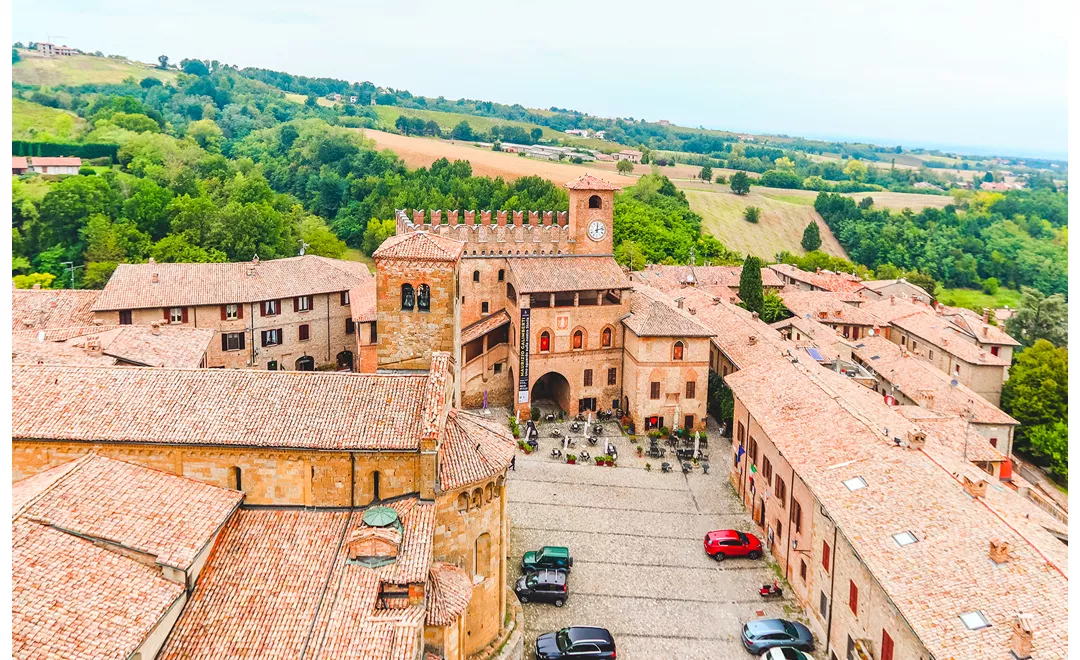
[
  {"x1": 622, "y1": 332, "x2": 709, "y2": 432},
  {"x1": 376, "y1": 258, "x2": 459, "y2": 372}
]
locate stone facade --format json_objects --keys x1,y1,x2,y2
[
  {"x1": 375, "y1": 255, "x2": 460, "y2": 373},
  {"x1": 622, "y1": 331, "x2": 709, "y2": 433}
]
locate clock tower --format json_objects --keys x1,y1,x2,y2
[{"x1": 566, "y1": 174, "x2": 618, "y2": 255}]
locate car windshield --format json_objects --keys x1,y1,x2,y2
[
  {"x1": 555, "y1": 629, "x2": 572, "y2": 651},
  {"x1": 737, "y1": 532, "x2": 749, "y2": 544},
  {"x1": 782, "y1": 621, "x2": 800, "y2": 638}
]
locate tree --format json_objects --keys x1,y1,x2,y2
[
  {"x1": 1006, "y1": 287, "x2": 1068, "y2": 348},
  {"x1": 729, "y1": 171, "x2": 751, "y2": 195},
  {"x1": 1023, "y1": 422, "x2": 1067, "y2": 481},
  {"x1": 614, "y1": 240, "x2": 646, "y2": 271},
  {"x1": 982, "y1": 277, "x2": 999, "y2": 295},
  {"x1": 150, "y1": 234, "x2": 227, "y2": 263},
  {"x1": 305, "y1": 94, "x2": 318, "y2": 108},
  {"x1": 361, "y1": 218, "x2": 396, "y2": 255},
  {"x1": 699, "y1": 165, "x2": 713, "y2": 182},
  {"x1": 983, "y1": 171, "x2": 995, "y2": 183},
  {"x1": 843, "y1": 159, "x2": 868, "y2": 182},
  {"x1": 12, "y1": 48, "x2": 20, "y2": 64},
  {"x1": 157, "y1": 55, "x2": 169, "y2": 70},
  {"x1": 298, "y1": 216, "x2": 347, "y2": 258},
  {"x1": 1001, "y1": 340, "x2": 1067, "y2": 480},
  {"x1": 714, "y1": 174, "x2": 727, "y2": 184},
  {"x1": 743, "y1": 206, "x2": 760, "y2": 223},
  {"x1": 451, "y1": 121, "x2": 474, "y2": 141},
  {"x1": 139, "y1": 77, "x2": 162, "y2": 89},
  {"x1": 530, "y1": 127, "x2": 543, "y2": 142},
  {"x1": 181, "y1": 59, "x2": 210, "y2": 76},
  {"x1": 904, "y1": 271, "x2": 936, "y2": 297},
  {"x1": 774, "y1": 156, "x2": 795, "y2": 171},
  {"x1": 186, "y1": 119, "x2": 224, "y2": 154},
  {"x1": 760, "y1": 291, "x2": 788, "y2": 323},
  {"x1": 616, "y1": 159, "x2": 634, "y2": 175},
  {"x1": 13, "y1": 273, "x2": 57, "y2": 289},
  {"x1": 801, "y1": 222, "x2": 822, "y2": 251},
  {"x1": 738, "y1": 255, "x2": 764, "y2": 315}
]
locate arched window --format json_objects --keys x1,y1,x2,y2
[
  {"x1": 484, "y1": 483, "x2": 493, "y2": 502},
  {"x1": 457, "y1": 492, "x2": 469, "y2": 512},
  {"x1": 229, "y1": 466, "x2": 242, "y2": 492},
  {"x1": 417, "y1": 284, "x2": 430, "y2": 312},
  {"x1": 472, "y1": 270, "x2": 480, "y2": 283},
  {"x1": 539, "y1": 331, "x2": 551, "y2": 353},
  {"x1": 601, "y1": 327, "x2": 612, "y2": 348},
  {"x1": 372, "y1": 471, "x2": 381, "y2": 502},
  {"x1": 498, "y1": 269, "x2": 505, "y2": 282},
  {"x1": 588, "y1": 195, "x2": 602, "y2": 209},
  {"x1": 471, "y1": 488, "x2": 483, "y2": 509},
  {"x1": 573, "y1": 330, "x2": 584, "y2": 351},
  {"x1": 673, "y1": 341, "x2": 685, "y2": 361},
  {"x1": 401, "y1": 284, "x2": 415, "y2": 311},
  {"x1": 474, "y1": 532, "x2": 492, "y2": 580}
]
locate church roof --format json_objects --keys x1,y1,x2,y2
[{"x1": 372, "y1": 232, "x2": 465, "y2": 263}]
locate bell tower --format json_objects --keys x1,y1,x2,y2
[{"x1": 566, "y1": 174, "x2": 619, "y2": 255}]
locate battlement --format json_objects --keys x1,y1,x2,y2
[{"x1": 395, "y1": 209, "x2": 578, "y2": 256}]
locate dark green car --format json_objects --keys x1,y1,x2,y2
[{"x1": 521, "y1": 546, "x2": 573, "y2": 573}]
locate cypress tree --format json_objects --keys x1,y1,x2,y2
[
  {"x1": 739, "y1": 255, "x2": 764, "y2": 315},
  {"x1": 801, "y1": 221, "x2": 822, "y2": 251}
]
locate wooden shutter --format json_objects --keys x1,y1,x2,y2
[
  {"x1": 221, "y1": 334, "x2": 229, "y2": 351},
  {"x1": 299, "y1": 324, "x2": 310, "y2": 341},
  {"x1": 238, "y1": 332, "x2": 245, "y2": 350},
  {"x1": 260, "y1": 302, "x2": 267, "y2": 317},
  {"x1": 345, "y1": 318, "x2": 355, "y2": 334},
  {"x1": 849, "y1": 581, "x2": 858, "y2": 614},
  {"x1": 181, "y1": 307, "x2": 189, "y2": 323},
  {"x1": 881, "y1": 631, "x2": 894, "y2": 660},
  {"x1": 237, "y1": 303, "x2": 244, "y2": 319},
  {"x1": 163, "y1": 307, "x2": 170, "y2": 320},
  {"x1": 340, "y1": 291, "x2": 348, "y2": 305},
  {"x1": 261, "y1": 330, "x2": 268, "y2": 347},
  {"x1": 220, "y1": 305, "x2": 227, "y2": 321},
  {"x1": 823, "y1": 541, "x2": 831, "y2": 571},
  {"x1": 294, "y1": 296, "x2": 300, "y2": 312}
]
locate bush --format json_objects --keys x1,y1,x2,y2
[
  {"x1": 759, "y1": 169, "x2": 803, "y2": 189},
  {"x1": 530, "y1": 407, "x2": 540, "y2": 422},
  {"x1": 744, "y1": 206, "x2": 761, "y2": 223},
  {"x1": 78, "y1": 167, "x2": 96, "y2": 176},
  {"x1": 714, "y1": 174, "x2": 727, "y2": 184},
  {"x1": 982, "y1": 277, "x2": 1000, "y2": 295}
]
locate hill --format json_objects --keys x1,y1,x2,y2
[
  {"x1": 12, "y1": 51, "x2": 178, "y2": 87},
  {"x1": 12, "y1": 98, "x2": 84, "y2": 140}
]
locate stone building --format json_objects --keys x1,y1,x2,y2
[
  {"x1": 90, "y1": 255, "x2": 372, "y2": 372},
  {"x1": 11, "y1": 351, "x2": 518, "y2": 660}
]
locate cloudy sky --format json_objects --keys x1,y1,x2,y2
[{"x1": 14, "y1": 0, "x2": 1068, "y2": 159}]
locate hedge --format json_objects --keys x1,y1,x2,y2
[{"x1": 12, "y1": 141, "x2": 119, "y2": 161}]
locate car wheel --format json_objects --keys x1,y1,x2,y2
[
  {"x1": 554, "y1": 598, "x2": 565, "y2": 607},
  {"x1": 711, "y1": 551, "x2": 725, "y2": 561},
  {"x1": 748, "y1": 550, "x2": 762, "y2": 559},
  {"x1": 519, "y1": 595, "x2": 528, "y2": 603}
]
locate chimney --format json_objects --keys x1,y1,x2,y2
[
  {"x1": 981, "y1": 307, "x2": 990, "y2": 324},
  {"x1": 48, "y1": 298, "x2": 57, "y2": 309},
  {"x1": 148, "y1": 257, "x2": 155, "y2": 265},
  {"x1": 31, "y1": 283, "x2": 41, "y2": 290},
  {"x1": 963, "y1": 475, "x2": 987, "y2": 499},
  {"x1": 85, "y1": 335, "x2": 103, "y2": 357},
  {"x1": 751, "y1": 311, "x2": 760, "y2": 320},
  {"x1": 989, "y1": 539, "x2": 1010, "y2": 564},
  {"x1": 889, "y1": 294, "x2": 895, "y2": 305},
  {"x1": 907, "y1": 429, "x2": 926, "y2": 450},
  {"x1": 1010, "y1": 613, "x2": 1034, "y2": 659},
  {"x1": 675, "y1": 297, "x2": 684, "y2": 309},
  {"x1": 935, "y1": 303, "x2": 944, "y2": 316},
  {"x1": 982, "y1": 326, "x2": 989, "y2": 338},
  {"x1": 688, "y1": 307, "x2": 697, "y2": 315},
  {"x1": 748, "y1": 335, "x2": 758, "y2": 346},
  {"x1": 150, "y1": 321, "x2": 162, "y2": 336},
  {"x1": 729, "y1": 296, "x2": 737, "y2": 305},
  {"x1": 151, "y1": 272, "x2": 159, "y2": 284}
]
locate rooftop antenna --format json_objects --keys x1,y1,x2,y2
[
  {"x1": 298, "y1": 239, "x2": 310, "y2": 256},
  {"x1": 59, "y1": 261, "x2": 83, "y2": 289}
]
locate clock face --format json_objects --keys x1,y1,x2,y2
[{"x1": 587, "y1": 221, "x2": 607, "y2": 241}]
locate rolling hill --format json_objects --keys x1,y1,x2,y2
[
  {"x1": 12, "y1": 98, "x2": 85, "y2": 141},
  {"x1": 13, "y1": 51, "x2": 178, "y2": 87}
]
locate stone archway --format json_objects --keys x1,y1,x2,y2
[
  {"x1": 336, "y1": 350, "x2": 354, "y2": 371},
  {"x1": 295, "y1": 356, "x2": 315, "y2": 371},
  {"x1": 531, "y1": 371, "x2": 571, "y2": 414}
]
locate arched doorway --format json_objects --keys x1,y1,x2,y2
[
  {"x1": 296, "y1": 356, "x2": 315, "y2": 371},
  {"x1": 531, "y1": 372, "x2": 571, "y2": 414},
  {"x1": 336, "y1": 350, "x2": 354, "y2": 371}
]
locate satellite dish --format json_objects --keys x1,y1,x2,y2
[{"x1": 950, "y1": 379, "x2": 959, "y2": 388}]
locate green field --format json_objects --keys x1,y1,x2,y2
[
  {"x1": 284, "y1": 92, "x2": 337, "y2": 108},
  {"x1": 12, "y1": 51, "x2": 179, "y2": 87},
  {"x1": 935, "y1": 286, "x2": 1024, "y2": 312},
  {"x1": 12, "y1": 98, "x2": 84, "y2": 140}
]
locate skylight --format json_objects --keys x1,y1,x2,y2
[
  {"x1": 960, "y1": 611, "x2": 991, "y2": 630},
  {"x1": 892, "y1": 531, "x2": 917, "y2": 546},
  {"x1": 842, "y1": 476, "x2": 868, "y2": 491}
]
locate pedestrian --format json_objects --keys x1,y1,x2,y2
[{"x1": 510, "y1": 455, "x2": 516, "y2": 471}]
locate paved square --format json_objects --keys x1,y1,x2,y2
[{"x1": 506, "y1": 419, "x2": 805, "y2": 659}]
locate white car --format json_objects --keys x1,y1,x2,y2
[{"x1": 761, "y1": 648, "x2": 815, "y2": 660}]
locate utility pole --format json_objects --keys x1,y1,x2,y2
[{"x1": 59, "y1": 261, "x2": 83, "y2": 289}]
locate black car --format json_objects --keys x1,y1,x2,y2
[
  {"x1": 535, "y1": 626, "x2": 616, "y2": 659},
  {"x1": 741, "y1": 619, "x2": 814, "y2": 654},
  {"x1": 515, "y1": 569, "x2": 568, "y2": 606}
]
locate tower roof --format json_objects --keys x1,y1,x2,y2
[
  {"x1": 565, "y1": 174, "x2": 621, "y2": 191},
  {"x1": 372, "y1": 232, "x2": 465, "y2": 263}
]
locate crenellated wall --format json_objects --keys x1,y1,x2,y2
[{"x1": 395, "y1": 210, "x2": 580, "y2": 256}]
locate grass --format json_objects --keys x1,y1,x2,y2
[
  {"x1": 935, "y1": 286, "x2": 1024, "y2": 311},
  {"x1": 343, "y1": 248, "x2": 375, "y2": 273},
  {"x1": 12, "y1": 98, "x2": 84, "y2": 140},
  {"x1": 13, "y1": 175, "x2": 56, "y2": 203},
  {"x1": 760, "y1": 192, "x2": 816, "y2": 206},
  {"x1": 12, "y1": 51, "x2": 178, "y2": 87},
  {"x1": 685, "y1": 187, "x2": 847, "y2": 261},
  {"x1": 284, "y1": 92, "x2": 336, "y2": 108}
]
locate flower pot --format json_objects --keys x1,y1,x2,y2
[
  {"x1": 595, "y1": 458, "x2": 604, "y2": 466},
  {"x1": 605, "y1": 460, "x2": 613, "y2": 466},
  {"x1": 567, "y1": 459, "x2": 576, "y2": 465}
]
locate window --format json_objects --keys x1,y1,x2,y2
[
  {"x1": 601, "y1": 327, "x2": 612, "y2": 348},
  {"x1": 959, "y1": 611, "x2": 990, "y2": 630},
  {"x1": 417, "y1": 284, "x2": 430, "y2": 312},
  {"x1": 370, "y1": 323, "x2": 378, "y2": 343},
  {"x1": 224, "y1": 303, "x2": 239, "y2": 320},
  {"x1": 472, "y1": 270, "x2": 480, "y2": 283},
  {"x1": 481, "y1": 301, "x2": 489, "y2": 314},
  {"x1": 229, "y1": 466, "x2": 242, "y2": 491},
  {"x1": 843, "y1": 476, "x2": 868, "y2": 491},
  {"x1": 991, "y1": 346, "x2": 1000, "y2": 356},
  {"x1": 989, "y1": 437, "x2": 998, "y2": 448},
  {"x1": 686, "y1": 381, "x2": 696, "y2": 399},
  {"x1": 776, "y1": 519, "x2": 783, "y2": 540},
  {"x1": 474, "y1": 533, "x2": 491, "y2": 580},
  {"x1": 747, "y1": 436, "x2": 758, "y2": 463},
  {"x1": 737, "y1": 421, "x2": 745, "y2": 444},
  {"x1": 762, "y1": 456, "x2": 773, "y2": 483},
  {"x1": 578, "y1": 397, "x2": 597, "y2": 413},
  {"x1": 401, "y1": 284, "x2": 415, "y2": 310},
  {"x1": 261, "y1": 300, "x2": 279, "y2": 316},
  {"x1": 822, "y1": 541, "x2": 831, "y2": 572},
  {"x1": 775, "y1": 476, "x2": 786, "y2": 506},
  {"x1": 954, "y1": 364, "x2": 961, "y2": 377},
  {"x1": 819, "y1": 591, "x2": 829, "y2": 616},
  {"x1": 572, "y1": 330, "x2": 583, "y2": 350},
  {"x1": 221, "y1": 332, "x2": 245, "y2": 351},
  {"x1": 929, "y1": 349, "x2": 934, "y2": 360},
  {"x1": 911, "y1": 340, "x2": 918, "y2": 351},
  {"x1": 607, "y1": 368, "x2": 617, "y2": 386},
  {"x1": 588, "y1": 194, "x2": 602, "y2": 209},
  {"x1": 371, "y1": 471, "x2": 381, "y2": 501},
  {"x1": 799, "y1": 559, "x2": 807, "y2": 581},
  {"x1": 345, "y1": 318, "x2": 355, "y2": 334},
  {"x1": 650, "y1": 382, "x2": 661, "y2": 399},
  {"x1": 493, "y1": 363, "x2": 502, "y2": 374},
  {"x1": 849, "y1": 581, "x2": 859, "y2": 615},
  {"x1": 892, "y1": 531, "x2": 918, "y2": 546},
  {"x1": 901, "y1": 335, "x2": 907, "y2": 346},
  {"x1": 793, "y1": 500, "x2": 803, "y2": 533},
  {"x1": 299, "y1": 324, "x2": 310, "y2": 341},
  {"x1": 684, "y1": 415, "x2": 694, "y2": 430},
  {"x1": 881, "y1": 630, "x2": 894, "y2": 660},
  {"x1": 672, "y1": 341, "x2": 684, "y2": 360},
  {"x1": 497, "y1": 269, "x2": 505, "y2": 282},
  {"x1": 539, "y1": 331, "x2": 551, "y2": 353},
  {"x1": 295, "y1": 295, "x2": 313, "y2": 312},
  {"x1": 457, "y1": 492, "x2": 468, "y2": 512},
  {"x1": 169, "y1": 307, "x2": 184, "y2": 324},
  {"x1": 261, "y1": 328, "x2": 282, "y2": 347},
  {"x1": 583, "y1": 369, "x2": 593, "y2": 387},
  {"x1": 340, "y1": 290, "x2": 350, "y2": 305},
  {"x1": 119, "y1": 310, "x2": 132, "y2": 325}
]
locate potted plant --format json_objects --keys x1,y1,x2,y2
[
  {"x1": 636, "y1": 445, "x2": 644, "y2": 457},
  {"x1": 604, "y1": 455, "x2": 614, "y2": 467},
  {"x1": 517, "y1": 440, "x2": 526, "y2": 450},
  {"x1": 660, "y1": 426, "x2": 670, "y2": 438},
  {"x1": 595, "y1": 455, "x2": 605, "y2": 466},
  {"x1": 647, "y1": 429, "x2": 662, "y2": 440},
  {"x1": 566, "y1": 454, "x2": 576, "y2": 465}
]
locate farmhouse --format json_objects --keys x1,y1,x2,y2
[
  {"x1": 613, "y1": 149, "x2": 642, "y2": 163},
  {"x1": 12, "y1": 156, "x2": 29, "y2": 174},
  {"x1": 35, "y1": 42, "x2": 78, "y2": 56},
  {"x1": 28, "y1": 156, "x2": 82, "y2": 174}
]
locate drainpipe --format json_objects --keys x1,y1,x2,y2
[
  {"x1": 326, "y1": 294, "x2": 331, "y2": 364},
  {"x1": 739, "y1": 409, "x2": 752, "y2": 502},
  {"x1": 784, "y1": 463, "x2": 796, "y2": 581},
  {"x1": 824, "y1": 522, "x2": 838, "y2": 655},
  {"x1": 249, "y1": 302, "x2": 256, "y2": 366}
]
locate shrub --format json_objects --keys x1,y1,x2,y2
[
  {"x1": 78, "y1": 167, "x2": 96, "y2": 176},
  {"x1": 982, "y1": 277, "x2": 1000, "y2": 295},
  {"x1": 530, "y1": 407, "x2": 540, "y2": 422},
  {"x1": 744, "y1": 206, "x2": 761, "y2": 223}
]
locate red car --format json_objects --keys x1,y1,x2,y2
[{"x1": 704, "y1": 530, "x2": 763, "y2": 560}]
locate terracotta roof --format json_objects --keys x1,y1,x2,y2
[
  {"x1": 564, "y1": 173, "x2": 621, "y2": 190},
  {"x1": 769, "y1": 264, "x2": 867, "y2": 293},
  {"x1": 508, "y1": 256, "x2": 629, "y2": 293},
  {"x1": 91, "y1": 255, "x2": 371, "y2": 311},
  {"x1": 770, "y1": 315, "x2": 852, "y2": 363},
  {"x1": 13, "y1": 156, "x2": 28, "y2": 169},
  {"x1": 461, "y1": 309, "x2": 511, "y2": 345},
  {"x1": 891, "y1": 312, "x2": 1011, "y2": 366},
  {"x1": 12, "y1": 325, "x2": 214, "y2": 368},
  {"x1": 427, "y1": 563, "x2": 473, "y2": 626},
  {"x1": 14, "y1": 453, "x2": 242, "y2": 570},
  {"x1": 12, "y1": 365, "x2": 437, "y2": 451},
  {"x1": 779, "y1": 289, "x2": 882, "y2": 326},
  {"x1": 851, "y1": 335, "x2": 1017, "y2": 426},
  {"x1": 634, "y1": 264, "x2": 783, "y2": 290},
  {"x1": 726, "y1": 358, "x2": 1067, "y2": 659},
  {"x1": 862, "y1": 278, "x2": 932, "y2": 298},
  {"x1": 675, "y1": 288, "x2": 787, "y2": 370},
  {"x1": 350, "y1": 271, "x2": 378, "y2": 323},
  {"x1": 11, "y1": 288, "x2": 100, "y2": 330},
  {"x1": 859, "y1": 295, "x2": 930, "y2": 325},
  {"x1": 372, "y1": 232, "x2": 465, "y2": 262},
  {"x1": 945, "y1": 306, "x2": 1021, "y2": 346},
  {"x1": 892, "y1": 407, "x2": 1007, "y2": 463},
  {"x1": 31, "y1": 156, "x2": 82, "y2": 166},
  {"x1": 439, "y1": 410, "x2": 516, "y2": 491},
  {"x1": 623, "y1": 285, "x2": 714, "y2": 338},
  {"x1": 13, "y1": 518, "x2": 185, "y2": 660}
]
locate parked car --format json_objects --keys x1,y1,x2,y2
[
  {"x1": 521, "y1": 546, "x2": 573, "y2": 573},
  {"x1": 535, "y1": 626, "x2": 616, "y2": 659},
  {"x1": 761, "y1": 647, "x2": 816, "y2": 660},
  {"x1": 704, "y1": 529, "x2": 763, "y2": 560},
  {"x1": 515, "y1": 569, "x2": 568, "y2": 606},
  {"x1": 741, "y1": 619, "x2": 814, "y2": 654}
]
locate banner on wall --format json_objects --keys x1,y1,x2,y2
[{"x1": 518, "y1": 308, "x2": 530, "y2": 403}]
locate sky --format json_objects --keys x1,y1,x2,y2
[{"x1": 14, "y1": 0, "x2": 1069, "y2": 160}]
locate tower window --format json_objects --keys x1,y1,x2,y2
[
  {"x1": 588, "y1": 195, "x2": 602, "y2": 209},
  {"x1": 498, "y1": 269, "x2": 505, "y2": 282},
  {"x1": 401, "y1": 284, "x2": 415, "y2": 311},
  {"x1": 473, "y1": 270, "x2": 480, "y2": 283},
  {"x1": 601, "y1": 327, "x2": 612, "y2": 348},
  {"x1": 417, "y1": 284, "x2": 430, "y2": 312},
  {"x1": 573, "y1": 330, "x2": 584, "y2": 350}
]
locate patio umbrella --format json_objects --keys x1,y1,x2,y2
[{"x1": 694, "y1": 431, "x2": 701, "y2": 458}]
